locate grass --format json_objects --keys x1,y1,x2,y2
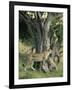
[{"x1": 19, "y1": 41, "x2": 63, "y2": 79}]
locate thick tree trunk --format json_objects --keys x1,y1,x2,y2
[
  {"x1": 32, "y1": 12, "x2": 44, "y2": 53},
  {"x1": 33, "y1": 22, "x2": 42, "y2": 53},
  {"x1": 33, "y1": 12, "x2": 55, "y2": 52},
  {"x1": 43, "y1": 13, "x2": 54, "y2": 51}
]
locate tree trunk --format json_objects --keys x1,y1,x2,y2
[
  {"x1": 33, "y1": 22, "x2": 42, "y2": 53},
  {"x1": 32, "y1": 12, "x2": 44, "y2": 53},
  {"x1": 43, "y1": 13, "x2": 54, "y2": 51}
]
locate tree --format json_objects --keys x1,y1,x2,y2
[{"x1": 19, "y1": 11, "x2": 63, "y2": 57}]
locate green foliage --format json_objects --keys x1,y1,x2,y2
[{"x1": 50, "y1": 14, "x2": 63, "y2": 48}]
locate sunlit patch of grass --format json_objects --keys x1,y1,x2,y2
[{"x1": 19, "y1": 63, "x2": 63, "y2": 79}]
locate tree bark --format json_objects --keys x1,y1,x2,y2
[{"x1": 42, "y1": 13, "x2": 54, "y2": 51}]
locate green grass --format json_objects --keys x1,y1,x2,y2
[{"x1": 19, "y1": 41, "x2": 63, "y2": 79}]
